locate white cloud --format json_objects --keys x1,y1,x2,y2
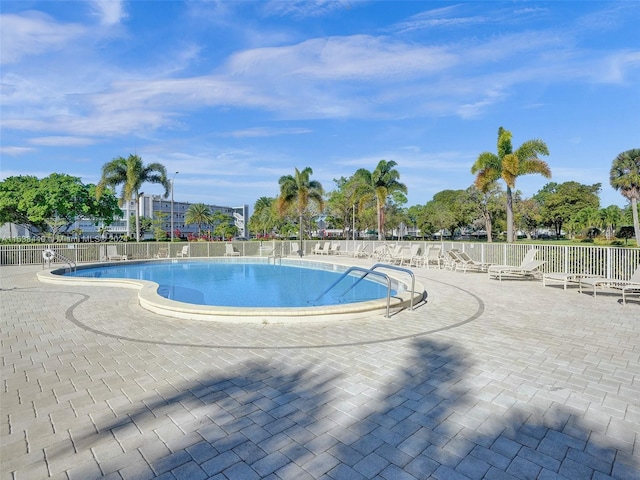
[
  {"x1": 29, "y1": 136, "x2": 97, "y2": 147},
  {"x1": 0, "y1": 146, "x2": 36, "y2": 156},
  {"x1": 0, "y1": 11, "x2": 85, "y2": 65},
  {"x1": 89, "y1": 0, "x2": 126, "y2": 26}
]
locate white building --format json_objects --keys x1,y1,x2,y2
[{"x1": 4, "y1": 194, "x2": 249, "y2": 241}]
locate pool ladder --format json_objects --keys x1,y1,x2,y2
[
  {"x1": 42, "y1": 249, "x2": 77, "y2": 272},
  {"x1": 315, "y1": 264, "x2": 420, "y2": 318}
]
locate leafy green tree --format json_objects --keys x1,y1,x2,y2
[
  {"x1": 354, "y1": 160, "x2": 407, "y2": 240},
  {"x1": 0, "y1": 176, "x2": 46, "y2": 234},
  {"x1": 277, "y1": 167, "x2": 324, "y2": 241},
  {"x1": 0, "y1": 174, "x2": 121, "y2": 237},
  {"x1": 472, "y1": 127, "x2": 551, "y2": 242},
  {"x1": 610, "y1": 148, "x2": 640, "y2": 246},
  {"x1": 600, "y1": 205, "x2": 622, "y2": 240},
  {"x1": 465, "y1": 184, "x2": 503, "y2": 242},
  {"x1": 97, "y1": 154, "x2": 170, "y2": 242},
  {"x1": 249, "y1": 197, "x2": 278, "y2": 238},
  {"x1": 185, "y1": 203, "x2": 213, "y2": 236},
  {"x1": 514, "y1": 197, "x2": 542, "y2": 240},
  {"x1": 535, "y1": 182, "x2": 601, "y2": 237},
  {"x1": 152, "y1": 211, "x2": 168, "y2": 241},
  {"x1": 210, "y1": 211, "x2": 234, "y2": 240},
  {"x1": 326, "y1": 176, "x2": 369, "y2": 240}
]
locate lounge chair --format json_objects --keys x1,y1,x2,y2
[
  {"x1": 488, "y1": 248, "x2": 545, "y2": 281},
  {"x1": 106, "y1": 245, "x2": 127, "y2": 261},
  {"x1": 329, "y1": 241, "x2": 341, "y2": 255},
  {"x1": 417, "y1": 245, "x2": 443, "y2": 269},
  {"x1": 449, "y1": 249, "x2": 491, "y2": 273},
  {"x1": 176, "y1": 245, "x2": 190, "y2": 258},
  {"x1": 370, "y1": 244, "x2": 390, "y2": 261},
  {"x1": 543, "y1": 272, "x2": 598, "y2": 290},
  {"x1": 579, "y1": 264, "x2": 640, "y2": 305},
  {"x1": 290, "y1": 242, "x2": 302, "y2": 257},
  {"x1": 155, "y1": 247, "x2": 169, "y2": 259},
  {"x1": 394, "y1": 245, "x2": 421, "y2": 266},
  {"x1": 318, "y1": 242, "x2": 331, "y2": 255},
  {"x1": 224, "y1": 243, "x2": 240, "y2": 256}
]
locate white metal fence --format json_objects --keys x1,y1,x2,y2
[{"x1": 2, "y1": 240, "x2": 639, "y2": 280}]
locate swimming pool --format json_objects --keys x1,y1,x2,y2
[
  {"x1": 64, "y1": 261, "x2": 396, "y2": 308},
  {"x1": 38, "y1": 258, "x2": 425, "y2": 323}
]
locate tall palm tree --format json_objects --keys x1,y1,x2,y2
[
  {"x1": 472, "y1": 127, "x2": 551, "y2": 243},
  {"x1": 610, "y1": 148, "x2": 640, "y2": 246},
  {"x1": 96, "y1": 154, "x2": 170, "y2": 241},
  {"x1": 185, "y1": 203, "x2": 213, "y2": 237},
  {"x1": 355, "y1": 160, "x2": 407, "y2": 241},
  {"x1": 277, "y1": 167, "x2": 324, "y2": 241}
]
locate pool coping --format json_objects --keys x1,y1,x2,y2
[{"x1": 37, "y1": 257, "x2": 426, "y2": 323}]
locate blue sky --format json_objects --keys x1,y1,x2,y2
[{"x1": 1, "y1": 1, "x2": 639, "y2": 212}]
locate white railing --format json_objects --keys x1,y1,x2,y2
[{"x1": 2, "y1": 240, "x2": 639, "y2": 280}]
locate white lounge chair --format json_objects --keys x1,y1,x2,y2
[
  {"x1": 543, "y1": 272, "x2": 598, "y2": 290},
  {"x1": 290, "y1": 242, "x2": 302, "y2": 256},
  {"x1": 176, "y1": 245, "x2": 190, "y2": 257},
  {"x1": 155, "y1": 247, "x2": 169, "y2": 259},
  {"x1": 106, "y1": 245, "x2": 127, "y2": 261},
  {"x1": 317, "y1": 242, "x2": 331, "y2": 255},
  {"x1": 394, "y1": 245, "x2": 421, "y2": 266},
  {"x1": 449, "y1": 249, "x2": 491, "y2": 273},
  {"x1": 488, "y1": 248, "x2": 545, "y2": 281},
  {"x1": 224, "y1": 243, "x2": 240, "y2": 256},
  {"x1": 418, "y1": 245, "x2": 443, "y2": 269},
  {"x1": 579, "y1": 264, "x2": 640, "y2": 305}
]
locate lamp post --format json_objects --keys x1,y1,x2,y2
[{"x1": 170, "y1": 171, "x2": 179, "y2": 241}]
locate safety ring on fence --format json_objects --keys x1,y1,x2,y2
[{"x1": 42, "y1": 249, "x2": 56, "y2": 262}]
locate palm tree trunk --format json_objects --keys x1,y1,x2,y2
[
  {"x1": 299, "y1": 213, "x2": 303, "y2": 242},
  {"x1": 135, "y1": 194, "x2": 141, "y2": 242},
  {"x1": 632, "y1": 197, "x2": 640, "y2": 247},
  {"x1": 376, "y1": 198, "x2": 383, "y2": 241},
  {"x1": 485, "y1": 212, "x2": 493, "y2": 243},
  {"x1": 506, "y1": 186, "x2": 514, "y2": 243}
]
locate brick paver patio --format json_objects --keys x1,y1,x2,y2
[{"x1": 1, "y1": 259, "x2": 638, "y2": 479}]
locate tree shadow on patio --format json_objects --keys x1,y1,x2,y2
[{"x1": 63, "y1": 338, "x2": 638, "y2": 479}]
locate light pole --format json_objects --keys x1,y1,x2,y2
[{"x1": 170, "y1": 171, "x2": 179, "y2": 241}]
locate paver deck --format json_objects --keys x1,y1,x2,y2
[{"x1": 1, "y1": 258, "x2": 639, "y2": 479}]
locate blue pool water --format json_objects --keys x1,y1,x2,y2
[{"x1": 66, "y1": 261, "x2": 395, "y2": 308}]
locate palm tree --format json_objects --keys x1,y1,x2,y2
[
  {"x1": 472, "y1": 127, "x2": 551, "y2": 243},
  {"x1": 96, "y1": 154, "x2": 170, "y2": 241},
  {"x1": 354, "y1": 160, "x2": 407, "y2": 241},
  {"x1": 277, "y1": 167, "x2": 324, "y2": 241},
  {"x1": 610, "y1": 148, "x2": 640, "y2": 246},
  {"x1": 185, "y1": 203, "x2": 213, "y2": 237},
  {"x1": 250, "y1": 197, "x2": 277, "y2": 237}
]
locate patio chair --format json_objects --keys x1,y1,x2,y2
[
  {"x1": 444, "y1": 249, "x2": 463, "y2": 271},
  {"x1": 329, "y1": 241, "x2": 341, "y2": 255},
  {"x1": 487, "y1": 248, "x2": 545, "y2": 281},
  {"x1": 418, "y1": 245, "x2": 443, "y2": 269},
  {"x1": 224, "y1": 243, "x2": 241, "y2": 256},
  {"x1": 401, "y1": 244, "x2": 422, "y2": 266},
  {"x1": 451, "y1": 250, "x2": 492, "y2": 273},
  {"x1": 106, "y1": 245, "x2": 127, "y2": 261},
  {"x1": 176, "y1": 245, "x2": 190, "y2": 258},
  {"x1": 155, "y1": 247, "x2": 169, "y2": 259},
  {"x1": 543, "y1": 272, "x2": 599, "y2": 290},
  {"x1": 290, "y1": 242, "x2": 302, "y2": 257},
  {"x1": 579, "y1": 264, "x2": 640, "y2": 305},
  {"x1": 318, "y1": 242, "x2": 331, "y2": 255}
]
